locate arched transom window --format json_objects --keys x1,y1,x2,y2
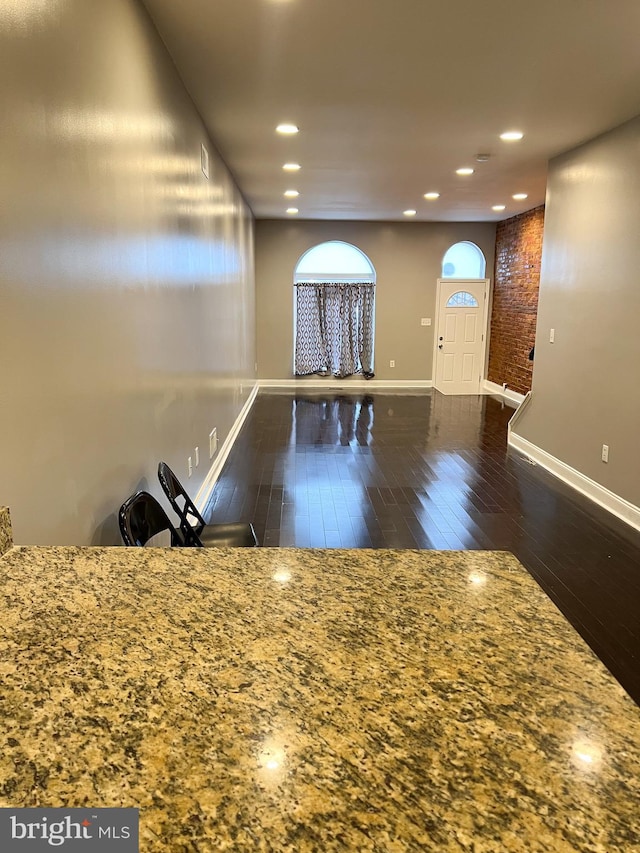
[
  {"x1": 441, "y1": 241, "x2": 486, "y2": 279},
  {"x1": 295, "y1": 241, "x2": 375, "y2": 282}
]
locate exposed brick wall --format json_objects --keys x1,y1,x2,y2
[{"x1": 488, "y1": 206, "x2": 544, "y2": 395}]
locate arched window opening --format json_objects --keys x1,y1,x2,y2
[
  {"x1": 295, "y1": 241, "x2": 375, "y2": 281},
  {"x1": 441, "y1": 241, "x2": 486, "y2": 279},
  {"x1": 294, "y1": 241, "x2": 376, "y2": 379}
]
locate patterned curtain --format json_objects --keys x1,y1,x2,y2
[{"x1": 295, "y1": 282, "x2": 375, "y2": 378}]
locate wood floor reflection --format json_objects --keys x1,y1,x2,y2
[{"x1": 205, "y1": 390, "x2": 640, "y2": 704}]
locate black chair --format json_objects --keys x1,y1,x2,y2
[
  {"x1": 119, "y1": 491, "x2": 185, "y2": 547},
  {"x1": 158, "y1": 461, "x2": 258, "y2": 547}
]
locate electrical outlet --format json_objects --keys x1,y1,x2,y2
[
  {"x1": 421, "y1": 318, "x2": 431, "y2": 326},
  {"x1": 601, "y1": 444, "x2": 609, "y2": 463},
  {"x1": 389, "y1": 360, "x2": 395, "y2": 368},
  {"x1": 195, "y1": 446, "x2": 199, "y2": 467},
  {"x1": 188, "y1": 456, "x2": 193, "y2": 477},
  {"x1": 209, "y1": 428, "x2": 218, "y2": 459}
]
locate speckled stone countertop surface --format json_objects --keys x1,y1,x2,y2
[
  {"x1": 0, "y1": 546, "x2": 638, "y2": 852},
  {"x1": 0, "y1": 507, "x2": 12, "y2": 556}
]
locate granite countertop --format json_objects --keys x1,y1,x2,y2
[{"x1": 0, "y1": 544, "x2": 638, "y2": 852}]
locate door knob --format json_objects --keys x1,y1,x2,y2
[{"x1": 438, "y1": 344, "x2": 443, "y2": 349}]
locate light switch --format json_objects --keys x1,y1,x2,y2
[{"x1": 549, "y1": 328, "x2": 555, "y2": 343}]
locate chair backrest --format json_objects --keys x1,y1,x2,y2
[
  {"x1": 158, "y1": 461, "x2": 206, "y2": 545},
  {"x1": 119, "y1": 491, "x2": 183, "y2": 547}
]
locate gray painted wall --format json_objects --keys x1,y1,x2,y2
[
  {"x1": 255, "y1": 220, "x2": 496, "y2": 381},
  {"x1": 0, "y1": 0, "x2": 255, "y2": 545},
  {"x1": 513, "y1": 115, "x2": 640, "y2": 508}
]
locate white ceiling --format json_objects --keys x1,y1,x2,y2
[{"x1": 141, "y1": 0, "x2": 640, "y2": 222}]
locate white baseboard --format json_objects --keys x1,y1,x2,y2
[
  {"x1": 194, "y1": 383, "x2": 259, "y2": 513},
  {"x1": 258, "y1": 378, "x2": 433, "y2": 390},
  {"x1": 507, "y1": 391, "x2": 531, "y2": 436},
  {"x1": 484, "y1": 379, "x2": 525, "y2": 406},
  {"x1": 508, "y1": 431, "x2": 640, "y2": 533}
]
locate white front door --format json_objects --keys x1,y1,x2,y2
[{"x1": 434, "y1": 279, "x2": 489, "y2": 395}]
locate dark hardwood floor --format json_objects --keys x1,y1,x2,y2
[{"x1": 204, "y1": 390, "x2": 640, "y2": 705}]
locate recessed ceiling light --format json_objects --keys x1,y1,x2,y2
[
  {"x1": 403, "y1": 209, "x2": 417, "y2": 217},
  {"x1": 456, "y1": 167, "x2": 474, "y2": 176},
  {"x1": 284, "y1": 189, "x2": 299, "y2": 198},
  {"x1": 286, "y1": 207, "x2": 299, "y2": 215},
  {"x1": 283, "y1": 162, "x2": 301, "y2": 171},
  {"x1": 276, "y1": 123, "x2": 299, "y2": 135},
  {"x1": 512, "y1": 193, "x2": 528, "y2": 200},
  {"x1": 424, "y1": 192, "x2": 440, "y2": 200},
  {"x1": 500, "y1": 130, "x2": 524, "y2": 141},
  {"x1": 492, "y1": 205, "x2": 506, "y2": 211}
]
